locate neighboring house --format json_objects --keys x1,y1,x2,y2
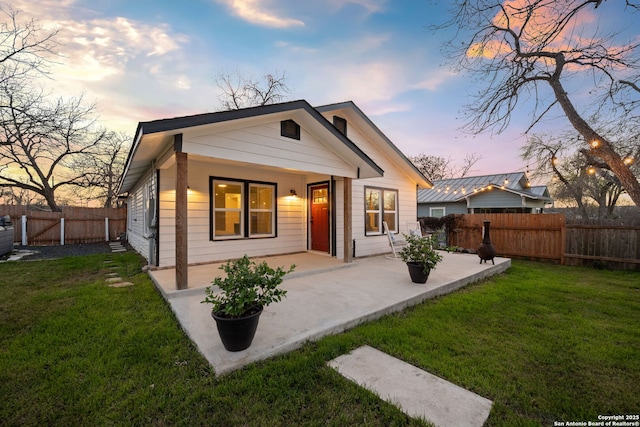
[
  {"x1": 118, "y1": 100, "x2": 431, "y2": 288},
  {"x1": 417, "y1": 172, "x2": 552, "y2": 217}
]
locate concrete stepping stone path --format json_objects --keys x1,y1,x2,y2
[
  {"x1": 108, "y1": 242, "x2": 127, "y2": 253},
  {"x1": 328, "y1": 345, "x2": 492, "y2": 427}
]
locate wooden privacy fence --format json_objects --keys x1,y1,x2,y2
[
  {"x1": 563, "y1": 218, "x2": 640, "y2": 270},
  {"x1": 0, "y1": 205, "x2": 127, "y2": 245},
  {"x1": 444, "y1": 213, "x2": 640, "y2": 270},
  {"x1": 448, "y1": 214, "x2": 565, "y2": 262}
]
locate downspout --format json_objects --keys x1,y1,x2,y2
[{"x1": 148, "y1": 160, "x2": 158, "y2": 267}]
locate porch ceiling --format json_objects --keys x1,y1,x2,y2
[{"x1": 183, "y1": 153, "x2": 329, "y2": 176}]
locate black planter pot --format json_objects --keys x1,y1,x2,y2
[
  {"x1": 212, "y1": 306, "x2": 263, "y2": 352},
  {"x1": 406, "y1": 262, "x2": 430, "y2": 283}
]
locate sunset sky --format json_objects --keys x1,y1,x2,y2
[{"x1": 13, "y1": 0, "x2": 638, "y2": 178}]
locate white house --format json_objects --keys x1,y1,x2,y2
[{"x1": 118, "y1": 100, "x2": 431, "y2": 289}]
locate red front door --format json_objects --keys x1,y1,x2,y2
[{"x1": 310, "y1": 184, "x2": 329, "y2": 252}]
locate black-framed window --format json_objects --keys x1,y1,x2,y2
[
  {"x1": 249, "y1": 183, "x2": 275, "y2": 237},
  {"x1": 210, "y1": 177, "x2": 276, "y2": 240},
  {"x1": 281, "y1": 119, "x2": 300, "y2": 140},
  {"x1": 365, "y1": 187, "x2": 398, "y2": 235}
]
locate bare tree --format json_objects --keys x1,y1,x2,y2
[
  {"x1": 71, "y1": 131, "x2": 131, "y2": 207},
  {"x1": 0, "y1": 5, "x2": 129, "y2": 210},
  {"x1": 436, "y1": 0, "x2": 640, "y2": 206},
  {"x1": 215, "y1": 69, "x2": 290, "y2": 110},
  {"x1": 409, "y1": 153, "x2": 482, "y2": 181},
  {"x1": 522, "y1": 132, "x2": 634, "y2": 218},
  {"x1": 0, "y1": 184, "x2": 43, "y2": 205},
  {"x1": 0, "y1": 4, "x2": 58, "y2": 87},
  {"x1": 0, "y1": 82, "x2": 108, "y2": 211}
]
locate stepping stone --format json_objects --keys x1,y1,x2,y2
[
  {"x1": 106, "y1": 277, "x2": 123, "y2": 283},
  {"x1": 108, "y1": 282, "x2": 134, "y2": 288},
  {"x1": 111, "y1": 249, "x2": 127, "y2": 253},
  {"x1": 328, "y1": 346, "x2": 492, "y2": 427},
  {"x1": 105, "y1": 272, "x2": 119, "y2": 277},
  {"x1": 103, "y1": 260, "x2": 114, "y2": 264}
]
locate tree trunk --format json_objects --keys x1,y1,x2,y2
[
  {"x1": 42, "y1": 187, "x2": 60, "y2": 212},
  {"x1": 548, "y1": 78, "x2": 640, "y2": 207}
]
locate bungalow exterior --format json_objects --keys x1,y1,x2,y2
[
  {"x1": 417, "y1": 172, "x2": 552, "y2": 217},
  {"x1": 118, "y1": 100, "x2": 431, "y2": 289}
]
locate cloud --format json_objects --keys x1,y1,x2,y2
[
  {"x1": 215, "y1": 0, "x2": 304, "y2": 28},
  {"x1": 413, "y1": 69, "x2": 458, "y2": 91},
  {"x1": 281, "y1": 31, "x2": 453, "y2": 113},
  {"x1": 51, "y1": 17, "x2": 186, "y2": 83},
  {"x1": 11, "y1": 1, "x2": 188, "y2": 87},
  {"x1": 12, "y1": 0, "x2": 201, "y2": 134},
  {"x1": 469, "y1": 0, "x2": 602, "y2": 60},
  {"x1": 326, "y1": 0, "x2": 386, "y2": 14}
]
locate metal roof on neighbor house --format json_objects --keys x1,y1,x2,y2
[{"x1": 417, "y1": 172, "x2": 552, "y2": 203}]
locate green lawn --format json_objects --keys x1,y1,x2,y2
[{"x1": 1, "y1": 253, "x2": 638, "y2": 426}]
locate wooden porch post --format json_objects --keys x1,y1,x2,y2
[
  {"x1": 343, "y1": 177, "x2": 353, "y2": 263},
  {"x1": 175, "y1": 134, "x2": 188, "y2": 289}
]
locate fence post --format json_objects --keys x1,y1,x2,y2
[
  {"x1": 21, "y1": 215, "x2": 27, "y2": 246},
  {"x1": 560, "y1": 216, "x2": 566, "y2": 265},
  {"x1": 60, "y1": 218, "x2": 65, "y2": 246},
  {"x1": 105, "y1": 217, "x2": 109, "y2": 242}
]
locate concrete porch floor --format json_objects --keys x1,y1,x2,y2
[{"x1": 148, "y1": 252, "x2": 511, "y2": 376}]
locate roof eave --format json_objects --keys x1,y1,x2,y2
[
  {"x1": 117, "y1": 100, "x2": 386, "y2": 194},
  {"x1": 316, "y1": 101, "x2": 432, "y2": 189}
]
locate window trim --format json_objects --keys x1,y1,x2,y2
[
  {"x1": 248, "y1": 182, "x2": 276, "y2": 238},
  {"x1": 209, "y1": 177, "x2": 278, "y2": 241},
  {"x1": 364, "y1": 186, "x2": 399, "y2": 236},
  {"x1": 429, "y1": 207, "x2": 446, "y2": 218}
]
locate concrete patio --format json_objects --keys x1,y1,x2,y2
[{"x1": 149, "y1": 251, "x2": 510, "y2": 376}]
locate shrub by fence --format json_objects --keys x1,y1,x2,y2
[
  {"x1": 0, "y1": 205, "x2": 127, "y2": 246},
  {"x1": 439, "y1": 213, "x2": 640, "y2": 271}
]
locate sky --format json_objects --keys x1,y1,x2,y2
[{"x1": 11, "y1": 0, "x2": 638, "y2": 179}]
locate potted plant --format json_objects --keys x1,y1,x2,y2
[
  {"x1": 399, "y1": 233, "x2": 443, "y2": 283},
  {"x1": 202, "y1": 255, "x2": 295, "y2": 352}
]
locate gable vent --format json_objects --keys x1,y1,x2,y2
[
  {"x1": 281, "y1": 119, "x2": 300, "y2": 140},
  {"x1": 333, "y1": 116, "x2": 347, "y2": 136}
]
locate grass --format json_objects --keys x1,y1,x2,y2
[{"x1": 1, "y1": 253, "x2": 638, "y2": 426}]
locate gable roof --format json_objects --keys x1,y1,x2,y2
[
  {"x1": 315, "y1": 101, "x2": 432, "y2": 189},
  {"x1": 417, "y1": 172, "x2": 552, "y2": 203},
  {"x1": 118, "y1": 100, "x2": 386, "y2": 194}
]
